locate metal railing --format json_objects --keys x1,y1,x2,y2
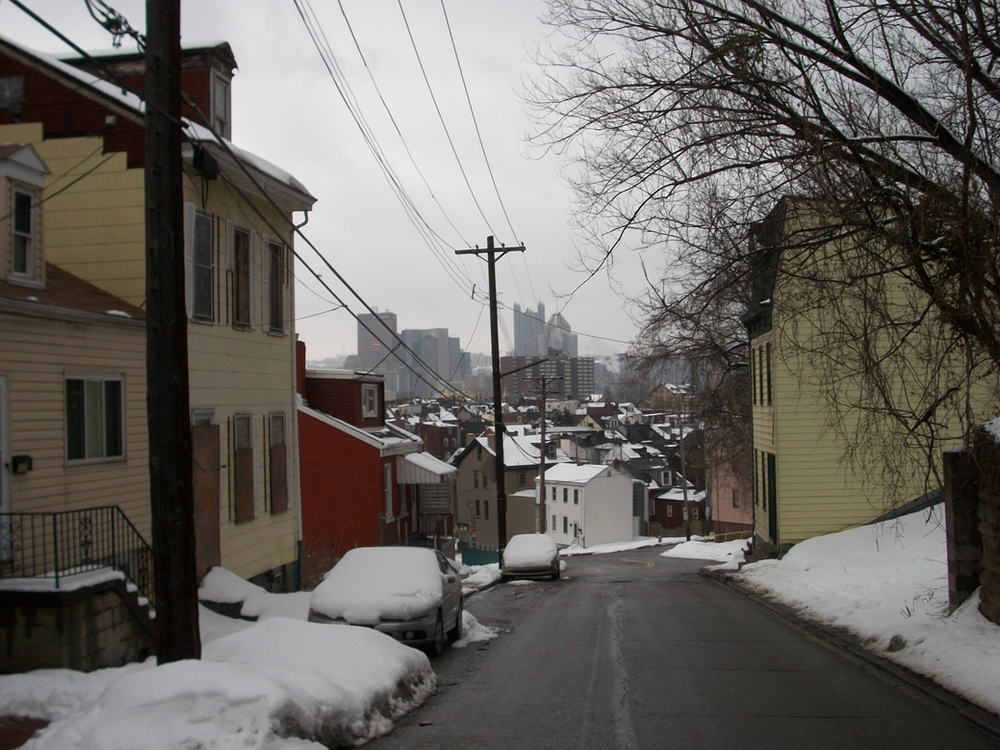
[{"x1": 0, "y1": 507, "x2": 155, "y2": 608}]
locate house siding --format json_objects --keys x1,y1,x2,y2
[{"x1": 1, "y1": 309, "x2": 149, "y2": 537}]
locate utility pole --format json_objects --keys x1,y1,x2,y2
[
  {"x1": 526, "y1": 374, "x2": 561, "y2": 533},
  {"x1": 456, "y1": 237, "x2": 525, "y2": 557},
  {"x1": 679, "y1": 397, "x2": 691, "y2": 542},
  {"x1": 145, "y1": 0, "x2": 200, "y2": 661}
]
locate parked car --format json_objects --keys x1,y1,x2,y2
[
  {"x1": 308, "y1": 546, "x2": 463, "y2": 655},
  {"x1": 501, "y1": 534, "x2": 561, "y2": 581}
]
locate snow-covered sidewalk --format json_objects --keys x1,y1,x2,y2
[{"x1": 717, "y1": 507, "x2": 1000, "y2": 717}]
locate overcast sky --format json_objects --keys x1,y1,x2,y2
[{"x1": 2, "y1": 0, "x2": 649, "y2": 362}]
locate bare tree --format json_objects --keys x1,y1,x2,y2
[{"x1": 529, "y1": 0, "x2": 1000, "y2": 490}]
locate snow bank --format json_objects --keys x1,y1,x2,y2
[
  {"x1": 452, "y1": 610, "x2": 500, "y2": 648},
  {"x1": 734, "y1": 507, "x2": 1000, "y2": 714},
  {"x1": 661, "y1": 538, "x2": 749, "y2": 567},
  {"x1": 199, "y1": 566, "x2": 311, "y2": 621},
  {"x1": 462, "y1": 563, "x2": 502, "y2": 595},
  {"x1": 1, "y1": 618, "x2": 435, "y2": 749},
  {"x1": 560, "y1": 537, "x2": 662, "y2": 556}
]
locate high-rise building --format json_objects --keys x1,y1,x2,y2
[
  {"x1": 545, "y1": 311, "x2": 578, "y2": 357},
  {"x1": 356, "y1": 311, "x2": 398, "y2": 375},
  {"x1": 396, "y1": 328, "x2": 468, "y2": 399},
  {"x1": 501, "y1": 355, "x2": 595, "y2": 402},
  {"x1": 513, "y1": 301, "x2": 546, "y2": 357}
]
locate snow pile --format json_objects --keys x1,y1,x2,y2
[
  {"x1": 560, "y1": 537, "x2": 662, "y2": 556},
  {"x1": 984, "y1": 416, "x2": 1000, "y2": 442},
  {"x1": 452, "y1": 610, "x2": 500, "y2": 648},
  {"x1": 461, "y1": 563, "x2": 502, "y2": 595},
  {"x1": 199, "y1": 566, "x2": 311, "y2": 621},
  {"x1": 311, "y1": 547, "x2": 446, "y2": 625},
  {"x1": 661, "y1": 538, "x2": 750, "y2": 568},
  {"x1": 0, "y1": 619, "x2": 435, "y2": 749},
  {"x1": 734, "y1": 507, "x2": 1000, "y2": 714}
]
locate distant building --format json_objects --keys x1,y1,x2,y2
[
  {"x1": 356, "y1": 311, "x2": 398, "y2": 376},
  {"x1": 501, "y1": 355, "x2": 595, "y2": 402},
  {"x1": 396, "y1": 328, "x2": 468, "y2": 399},
  {"x1": 545, "y1": 312, "x2": 578, "y2": 357},
  {"x1": 513, "y1": 301, "x2": 546, "y2": 357}
]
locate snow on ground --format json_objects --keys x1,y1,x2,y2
[
  {"x1": 199, "y1": 566, "x2": 311, "y2": 621},
  {"x1": 459, "y1": 562, "x2": 502, "y2": 595},
  {"x1": 661, "y1": 538, "x2": 750, "y2": 566},
  {"x1": 0, "y1": 618, "x2": 435, "y2": 749},
  {"x1": 560, "y1": 537, "x2": 664, "y2": 556},
  {"x1": 452, "y1": 610, "x2": 500, "y2": 648},
  {"x1": 732, "y1": 506, "x2": 1000, "y2": 715}
]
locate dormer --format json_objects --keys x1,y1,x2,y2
[{"x1": 0, "y1": 143, "x2": 49, "y2": 288}]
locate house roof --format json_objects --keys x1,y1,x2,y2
[
  {"x1": 398, "y1": 452, "x2": 457, "y2": 484},
  {"x1": 0, "y1": 35, "x2": 315, "y2": 209},
  {"x1": 298, "y1": 402, "x2": 421, "y2": 457},
  {"x1": 0, "y1": 142, "x2": 49, "y2": 187},
  {"x1": 0, "y1": 262, "x2": 144, "y2": 327},
  {"x1": 541, "y1": 463, "x2": 615, "y2": 485}
]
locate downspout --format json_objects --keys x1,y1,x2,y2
[{"x1": 291, "y1": 210, "x2": 309, "y2": 591}]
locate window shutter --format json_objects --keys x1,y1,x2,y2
[
  {"x1": 226, "y1": 220, "x2": 235, "y2": 271},
  {"x1": 249, "y1": 229, "x2": 257, "y2": 328},
  {"x1": 261, "y1": 233, "x2": 270, "y2": 332},
  {"x1": 183, "y1": 202, "x2": 195, "y2": 319}
]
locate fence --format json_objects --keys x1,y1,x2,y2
[
  {"x1": 0, "y1": 507, "x2": 155, "y2": 607},
  {"x1": 459, "y1": 542, "x2": 499, "y2": 566}
]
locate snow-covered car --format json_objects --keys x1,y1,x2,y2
[
  {"x1": 501, "y1": 533, "x2": 561, "y2": 581},
  {"x1": 308, "y1": 546, "x2": 463, "y2": 656}
]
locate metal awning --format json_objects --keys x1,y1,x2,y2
[{"x1": 397, "y1": 452, "x2": 457, "y2": 484}]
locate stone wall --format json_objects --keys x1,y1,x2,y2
[{"x1": 0, "y1": 578, "x2": 155, "y2": 673}]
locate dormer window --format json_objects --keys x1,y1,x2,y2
[
  {"x1": 1, "y1": 143, "x2": 49, "y2": 288},
  {"x1": 362, "y1": 383, "x2": 378, "y2": 418},
  {"x1": 211, "y1": 74, "x2": 231, "y2": 140},
  {"x1": 12, "y1": 187, "x2": 34, "y2": 276}
]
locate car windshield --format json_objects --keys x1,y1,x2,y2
[{"x1": 310, "y1": 547, "x2": 445, "y2": 625}]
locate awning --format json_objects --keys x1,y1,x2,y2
[{"x1": 397, "y1": 452, "x2": 458, "y2": 484}]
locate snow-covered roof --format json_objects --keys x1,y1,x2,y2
[
  {"x1": 541, "y1": 463, "x2": 615, "y2": 484},
  {"x1": 655, "y1": 487, "x2": 706, "y2": 503},
  {"x1": 298, "y1": 403, "x2": 420, "y2": 456},
  {"x1": 398, "y1": 452, "x2": 456, "y2": 484}
]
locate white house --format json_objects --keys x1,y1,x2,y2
[{"x1": 540, "y1": 463, "x2": 634, "y2": 548}]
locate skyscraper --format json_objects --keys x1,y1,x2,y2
[
  {"x1": 356, "y1": 311, "x2": 398, "y2": 375},
  {"x1": 512, "y1": 301, "x2": 546, "y2": 357}
]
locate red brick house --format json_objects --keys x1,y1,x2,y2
[
  {"x1": 650, "y1": 486, "x2": 707, "y2": 537},
  {"x1": 297, "y1": 343, "x2": 456, "y2": 587}
]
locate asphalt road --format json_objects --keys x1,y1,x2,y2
[{"x1": 369, "y1": 547, "x2": 1000, "y2": 750}]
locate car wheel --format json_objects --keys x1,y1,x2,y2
[
  {"x1": 427, "y1": 611, "x2": 446, "y2": 656},
  {"x1": 448, "y1": 598, "x2": 464, "y2": 642}
]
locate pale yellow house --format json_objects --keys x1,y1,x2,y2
[
  {"x1": 0, "y1": 38, "x2": 316, "y2": 588},
  {"x1": 744, "y1": 198, "x2": 999, "y2": 551},
  {"x1": 0, "y1": 142, "x2": 149, "y2": 556}
]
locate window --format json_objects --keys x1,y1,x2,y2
[
  {"x1": 233, "y1": 414, "x2": 254, "y2": 523},
  {"x1": 563, "y1": 516, "x2": 568, "y2": 534},
  {"x1": 484, "y1": 501, "x2": 490, "y2": 520},
  {"x1": 475, "y1": 500, "x2": 480, "y2": 518},
  {"x1": 518, "y1": 472, "x2": 526, "y2": 487},
  {"x1": 362, "y1": 383, "x2": 378, "y2": 418},
  {"x1": 563, "y1": 487, "x2": 568, "y2": 503},
  {"x1": 12, "y1": 188, "x2": 35, "y2": 277},
  {"x1": 733, "y1": 489, "x2": 740, "y2": 509},
  {"x1": 750, "y1": 347, "x2": 757, "y2": 405},
  {"x1": 384, "y1": 463, "x2": 393, "y2": 521},
  {"x1": 765, "y1": 342, "x2": 773, "y2": 405},
  {"x1": 211, "y1": 74, "x2": 231, "y2": 139},
  {"x1": 473, "y1": 470, "x2": 479, "y2": 489},
  {"x1": 552, "y1": 514, "x2": 556, "y2": 531},
  {"x1": 692, "y1": 507, "x2": 699, "y2": 520},
  {"x1": 232, "y1": 227, "x2": 251, "y2": 328},
  {"x1": 66, "y1": 377, "x2": 122, "y2": 461},
  {"x1": 551, "y1": 486, "x2": 556, "y2": 501},
  {"x1": 266, "y1": 240, "x2": 284, "y2": 332},
  {"x1": 573, "y1": 489, "x2": 579, "y2": 505},
  {"x1": 667, "y1": 505, "x2": 673, "y2": 518},
  {"x1": 269, "y1": 414, "x2": 288, "y2": 514},
  {"x1": 192, "y1": 212, "x2": 213, "y2": 321},
  {"x1": 483, "y1": 475, "x2": 488, "y2": 489},
  {"x1": 546, "y1": 444, "x2": 556, "y2": 460},
  {"x1": 757, "y1": 344, "x2": 765, "y2": 408}
]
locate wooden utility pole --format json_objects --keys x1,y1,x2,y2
[
  {"x1": 456, "y1": 236, "x2": 525, "y2": 556},
  {"x1": 527, "y1": 374, "x2": 561, "y2": 533},
  {"x1": 145, "y1": 0, "x2": 200, "y2": 661}
]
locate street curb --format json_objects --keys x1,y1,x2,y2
[{"x1": 701, "y1": 567, "x2": 1000, "y2": 743}]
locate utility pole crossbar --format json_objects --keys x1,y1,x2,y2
[{"x1": 456, "y1": 236, "x2": 525, "y2": 557}]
